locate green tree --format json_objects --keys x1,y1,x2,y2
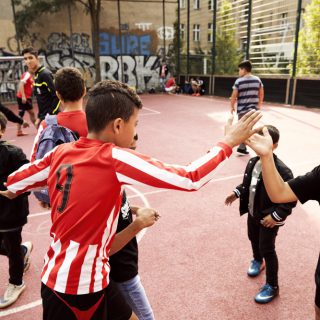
[
  {"x1": 13, "y1": 0, "x2": 102, "y2": 82},
  {"x1": 296, "y1": 0, "x2": 320, "y2": 75},
  {"x1": 215, "y1": 0, "x2": 242, "y2": 75}
]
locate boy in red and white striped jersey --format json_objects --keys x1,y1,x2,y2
[{"x1": 0, "y1": 80, "x2": 262, "y2": 319}]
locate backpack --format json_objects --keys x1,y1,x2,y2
[{"x1": 33, "y1": 115, "x2": 78, "y2": 204}]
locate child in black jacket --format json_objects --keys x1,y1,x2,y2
[
  {"x1": 0, "y1": 112, "x2": 33, "y2": 308},
  {"x1": 225, "y1": 125, "x2": 296, "y2": 304}
]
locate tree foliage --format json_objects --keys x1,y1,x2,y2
[
  {"x1": 13, "y1": 0, "x2": 102, "y2": 82},
  {"x1": 215, "y1": 0, "x2": 242, "y2": 75},
  {"x1": 296, "y1": 0, "x2": 320, "y2": 76}
]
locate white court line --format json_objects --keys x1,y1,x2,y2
[
  {"x1": 142, "y1": 107, "x2": 161, "y2": 114},
  {"x1": 0, "y1": 300, "x2": 42, "y2": 317},
  {"x1": 3, "y1": 158, "x2": 320, "y2": 317}
]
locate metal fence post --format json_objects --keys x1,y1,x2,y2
[
  {"x1": 288, "y1": 0, "x2": 303, "y2": 105},
  {"x1": 187, "y1": 0, "x2": 190, "y2": 75},
  {"x1": 211, "y1": 0, "x2": 217, "y2": 75},
  {"x1": 117, "y1": 0, "x2": 124, "y2": 83},
  {"x1": 177, "y1": 0, "x2": 181, "y2": 77},
  {"x1": 246, "y1": 0, "x2": 252, "y2": 60},
  {"x1": 163, "y1": 0, "x2": 166, "y2": 61}
]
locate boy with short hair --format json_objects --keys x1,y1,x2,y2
[
  {"x1": 0, "y1": 112, "x2": 33, "y2": 308},
  {"x1": 30, "y1": 67, "x2": 88, "y2": 162},
  {"x1": 22, "y1": 47, "x2": 60, "y2": 126},
  {"x1": 225, "y1": 125, "x2": 296, "y2": 303},
  {"x1": 0, "y1": 80, "x2": 261, "y2": 318},
  {"x1": 230, "y1": 60, "x2": 264, "y2": 155}
]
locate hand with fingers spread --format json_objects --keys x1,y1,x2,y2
[
  {"x1": 225, "y1": 192, "x2": 237, "y2": 206},
  {"x1": 223, "y1": 110, "x2": 263, "y2": 148},
  {"x1": 245, "y1": 126, "x2": 273, "y2": 157}
]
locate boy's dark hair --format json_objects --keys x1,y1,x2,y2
[
  {"x1": 0, "y1": 112, "x2": 7, "y2": 131},
  {"x1": 86, "y1": 80, "x2": 142, "y2": 133},
  {"x1": 238, "y1": 60, "x2": 252, "y2": 72},
  {"x1": 21, "y1": 47, "x2": 38, "y2": 57},
  {"x1": 54, "y1": 67, "x2": 85, "y2": 102},
  {"x1": 259, "y1": 125, "x2": 280, "y2": 144}
]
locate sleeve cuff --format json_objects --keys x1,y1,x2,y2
[
  {"x1": 271, "y1": 211, "x2": 282, "y2": 222},
  {"x1": 233, "y1": 189, "x2": 240, "y2": 198},
  {"x1": 216, "y1": 142, "x2": 233, "y2": 158}
]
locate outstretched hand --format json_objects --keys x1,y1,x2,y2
[
  {"x1": 0, "y1": 185, "x2": 17, "y2": 200},
  {"x1": 225, "y1": 193, "x2": 237, "y2": 206},
  {"x1": 223, "y1": 110, "x2": 263, "y2": 148},
  {"x1": 245, "y1": 126, "x2": 273, "y2": 157}
]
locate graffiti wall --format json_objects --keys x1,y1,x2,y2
[
  {"x1": 2, "y1": 27, "x2": 172, "y2": 95},
  {"x1": 100, "y1": 55, "x2": 160, "y2": 89},
  {"x1": 0, "y1": 59, "x2": 23, "y2": 101}
]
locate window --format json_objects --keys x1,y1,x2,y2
[
  {"x1": 208, "y1": 0, "x2": 213, "y2": 11},
  {"x1": 193, "y1": 24, "x2": 200, "y2": 42},
  {"x1": 280, "y1": 12, "x2": 288, "y2": 25},
  {"x1": 180, "y1": 0, "x2": 186, "y2": 9},
  {"x1": 194, "y1": 0, "x2": 200, "y2": 9},
  {"x1": 208, "y1": 23, "x2": 213, "y2": 42},
  {"x1": 180, "y1": 24, "x2": 185, "y2": 40}
]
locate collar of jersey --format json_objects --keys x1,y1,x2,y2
[{"x1": 77, "y1": 136, "x2": 112, "y2": 147}]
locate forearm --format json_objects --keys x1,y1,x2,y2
[
  {"x1": 19, "y1": 83, "x2": 26, "y2": 99},
  {"x1": 0, "y1": 104, "x2": 23, "y2": 124},
  {"x1": 114, "y1": 143, "x2": 232, "y2": 192},
  {"x1": 230, "y1": 97, "x2": 236, "y2": 111},
  {"x1": 258, "y1": 88, "x2": 264, "y2": 108},
  {"x1": 260, "y1": 154, "x2": 293, "y2": 203},
  {"x1": 109, "y1": 221, "x2": 142, "y2": 256}
]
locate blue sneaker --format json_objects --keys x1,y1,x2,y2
[
  {"x1": 255, "y1": 284, "x2": 279, "y2": 304},
  {"x1": 247, "y1": 259, "x2": 265, "y2": 277}
]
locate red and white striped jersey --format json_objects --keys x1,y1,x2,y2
[
  {"x1": 17, "y1": 71, "x2": 33, "y2": 99},
  {"x1": 6, "y1": 137, "x2": 232, "y2": 294}
]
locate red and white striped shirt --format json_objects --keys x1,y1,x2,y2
[
  {"x1": 6, "y1": 137, "x2": 232, "y2": 294},
  {"x1": 17, "y1": 71, "x2": 33, "y2": 99}
]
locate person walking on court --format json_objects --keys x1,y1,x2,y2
[
  {"x1": 0, "y1": 112, "x2": 33, "y2": 309},
  {"x1": 0, "y1": 102, "x2": 29, "y2": 130},
  {"x1": 22, "y1": 47, "x2": 60, "y2": 127},
  {"x1": 225, "y1": 125, "x2": 296, "y2": 303},
  {"x1": 230, "y1": 60, "x2": 264, "y2": 155},
  {"x1": 16, "y1": 68, "x2": 36, "y2": 136}
]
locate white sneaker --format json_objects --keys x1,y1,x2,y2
[
  {"x1": 22, "y1": 241, "x2": 33, "y2": 273},
  {"x1": 0, "y1": 283, "x2": 26, "y2": 308}
]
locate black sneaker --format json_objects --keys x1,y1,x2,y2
[{"x1": 237, "y1": 148, "x2": 249, "y2": 155}]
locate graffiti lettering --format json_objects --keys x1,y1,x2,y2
[
  {"x1": 100, "y1": 33, "x2": 152, "y2": 56},
  {"x1": 100, "y1": 55, "x2": 160, "y2": 90}
]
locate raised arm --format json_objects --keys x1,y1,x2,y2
[
  {"x1": 113, "y1": 110, "x2": 262, "y2": 191},
  {"x1": 246, "y1": 127, "x2": 297, "y2": 203}
]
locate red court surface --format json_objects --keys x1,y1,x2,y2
[{"x1": 0, "y1": 94, "x2": 320, "y2": 319}]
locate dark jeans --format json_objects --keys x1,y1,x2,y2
[
  {"x1": 0, "y1": 228, "x2": 24, "y2": 285},
  {"x1": 247, "y1": 215, "x2": 279, "y2": 287}
]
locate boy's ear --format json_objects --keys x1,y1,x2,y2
[
  {"x1": 112, "y1": 118, "x2": 123, "y2": 134},
  {"x1": 56, "y1": 91, "x2": 62, "y2": 102},
  {"x1": 272, "y1": 142, "x2": 278, "y2": 150}
]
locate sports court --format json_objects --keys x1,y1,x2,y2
[{"x1": 0, "y1": 94, "x2": 319, "y2": 319}]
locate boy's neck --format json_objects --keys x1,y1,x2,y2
[
  {"x1": 61, "y1": 99, "x2": 83, "y2": 112},
  {"x1": 243, "y1": 72, "x2": 252, "y2": 77}
]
